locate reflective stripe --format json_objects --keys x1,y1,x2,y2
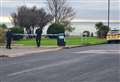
[{"x1": 107, "y1": 34, "x2": 120, "y2": 40}]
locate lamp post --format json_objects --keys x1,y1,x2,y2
[{"x1": 108, "y1": 0, "x2": 110, "y2": 28}]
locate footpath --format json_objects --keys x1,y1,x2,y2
[{"x1": 0, "y1": 46, "x2": 62, "y2": 57}]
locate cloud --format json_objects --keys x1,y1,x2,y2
[
  {"x1": 0, "y1": 0, "x2": 46, "y2": 8},
  {"x1": 1, "y1": 0, "x2": 119, "y2": 9},
  {"x1": 0, "y1": 0, "x2": 119, "y2": 20}
]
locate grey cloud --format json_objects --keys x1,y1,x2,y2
[{"x1": 0, "y1": 0, "x2": 119, "y2": 20}]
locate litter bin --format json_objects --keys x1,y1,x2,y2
[{"x1": 57, "y1": 33, "x2": 66, "y2": 46}]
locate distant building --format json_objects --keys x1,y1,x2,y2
[
  {"x1": 43, "y1": 19, "x2": 120, "y2": 36},
  {"x1": 1, "y1": 16, "x2": 119, "y2": 36}
]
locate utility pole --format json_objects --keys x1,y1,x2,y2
[{"x1": 108, "y1": 0, "x2": 110, "y2": 28}]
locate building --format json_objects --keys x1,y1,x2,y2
[
  {"x1": 1, "y1": 16, "x2": 119, "y2": 36},
  {"x1": 43, "y1": 19, "x2": 120, "y2": 36}
]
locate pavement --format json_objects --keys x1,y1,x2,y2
[
  {"x1": 0, "y1": 46, "x2": 62, "y2": 57},
  {"x1": 0, "y1": 44, "x2": 120, "y2": 82},
  {"x1": 0, "y1": 45, "x2": 88, "y2": 58}
]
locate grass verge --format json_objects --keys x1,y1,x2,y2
[{"x1": 15, "y1": 37, "x2": 107, "y2": 46}]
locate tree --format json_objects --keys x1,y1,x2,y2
[
  {"x1": 36, "y1": 8, "x2": 53, "y2": 30},
  {"x1": 0, "y1": 24, "x2": 7, "y2": 29},
  {"x1": 63, "y1": 21, "x2": 75, "y2": 33},
  {"x1": 47, "y1": 0, "x2": 75, "y2": 32},
  {"x1": 95, "y1": 22, "x2": 110, "y2": 38},
  {"x1": 91, "y1": 32, "x2": 94, "y2": 37},
  {"x1": 11, "y1": 6, "x2": 53, "y2": 36},
  {"x1": 10, "y1": 26, "x2": 24, "y2": 40},
  {"x1": 47, "y1": 23, "x2": 65, "y2": 38},
  {"x1": 11, "y1": 6, "x2": 31, "y2": 34},
  {"x1": 0, "y1": 28, "x2": 5, "y2": 43},
  {"x1": 83, "y1": 31, "x2": 90, "y2": 37}
]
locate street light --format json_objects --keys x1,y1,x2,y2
[{"x1": 108, "y1": 0, "x2": 110, "y2": 28}]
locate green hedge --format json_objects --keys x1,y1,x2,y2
[{"x1": 47, "y1": 23, "x2": 65, "y2": 38}]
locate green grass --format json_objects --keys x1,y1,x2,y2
[{"x1": 15, "y1": 37, "x2": 107, "y2": 46}]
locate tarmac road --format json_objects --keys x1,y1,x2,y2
[{"x1": 0, "y1": 44, "x2": 120, "y2": 82}]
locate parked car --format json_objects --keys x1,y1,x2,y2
[{"x1": 106, "y1": 28, "x2": 120, "y2": 43}]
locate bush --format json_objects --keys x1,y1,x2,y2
[
  {"x1": 95, "y1": 22, "x2": 109, "y2": 38},
  {"x1": 0, "y1": 28, "x2": 5, "y2": 43},
  {"x1": 83, "y1": 31, "x2": 90, "y2": 37},
  {"x1": 47, "y1": 23, "x2": 65, "y2": 38},
  {"x1": 0, "y1": 24, "x2": 7, "y2": 29},
  {"x1": 11, "y1": 27, "x2": 24, "y2": 40},
  {"x1": 91, "y1": 32, "x2": 94, "y2": 37}
]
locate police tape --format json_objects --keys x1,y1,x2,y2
[{"x1": 14, "y1": 33, "x2": 65, "y2": 36}]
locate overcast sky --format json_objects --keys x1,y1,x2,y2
[{"x1": 0, "y1": 0, "x2": 120, "y2": 21}]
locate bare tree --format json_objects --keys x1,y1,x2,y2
[
  {"x1": 11, "y1": 6, "x2": 53, "y2": 36},
  {"x1": 47, "y1": 0, "x2": 75, "y2": 23},
  {"x1": 11, "y1": 6, "x2": 32, "y2": 33},
  {"x1": 36, "y1": 8, "x2": 53, "y2": 30}
]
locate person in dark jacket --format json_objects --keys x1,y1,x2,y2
[
  {"x1": 35, "y1": 28, "x2": 42, "y2": 47},
  {"x1": 6, "y1": 29, "x2": 13, "y2": 49}
]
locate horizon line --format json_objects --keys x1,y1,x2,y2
[{"x1": 0, "y1": 16, "x2": 120, "y2": 23}]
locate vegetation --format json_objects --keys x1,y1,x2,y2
[
  {"x1": 95, "y1": 22, "x2": 110, "y2": 38},
  {"x1": 91, "y1": 32, "x2": 94, "y2": 37},
  {"x1": 0, "y1": 28, "x2": 5, "y2": 44},
  {"x1": 11, "y1": 26, "x2": 24, "y2": 34},
  {"x1": 10, "y1": 26, "x2": 24, "y2": 40},
  {"x1": 0, "y1": 24, "x2": 7, "y2": 29},
  {"x1": 11, "y1": 0, "x2": 75, "y2": 46},
  {"x1": 47, "y1": 0, "x2": 75, "y2": 32},
  {"x1": 11, "y1": 6, "x2": 53, "y2": 35},
  {"x1": 15, "y1": 37, "x2": 107, "y2": 46},
  {"x1": 83, "y1": 31, "x2": 90, "y2": 37},
  {"x1": 47, "y1": 23, "x2": 65, "y2": 38}
]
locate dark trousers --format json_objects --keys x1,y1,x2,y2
[
  {"x1": 6, "y1": 39, "x2": 12, "y2": 49},
  {"x1": 36, "y1": 38, "x2": 41, "y2": 47}
]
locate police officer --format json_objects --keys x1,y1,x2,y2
[
  {"x1": 35, "y1": 28, "x2": 42, "y2": 47},
  {"x1": 6, "y1": 29, "x2": 13, "y2": 49}
]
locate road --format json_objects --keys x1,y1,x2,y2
[{"x1": 0, "y1": 44, "x2": 120, "y2": 82}]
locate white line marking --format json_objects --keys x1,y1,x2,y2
[
  {"x1": 8, "y1": 50, "x2": 119, "y2": 77},
  {"x1": 8, "y1": 58, "x2": 80, "y2": 77},
  {"x1": 74, "y1": 50, "x2": 120, "y2": 54}
]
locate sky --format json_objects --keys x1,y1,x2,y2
[{"x1": 0, "y1": 0, "x2": 120, "y2": 23}]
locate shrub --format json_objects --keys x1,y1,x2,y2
[
  {"x1": 95, "y1": 22, "x2": 109, "y2": 38},
  {"x1": 0, "y1": 28, "x2": 5, "y2": 43},
  {"x1": 0, "y1": 24, "x2": 7, "y2": 29},
  {"x1": 11, "y1": 27, "x2": 24, "y2": 40},
  {"x1": 47, "y1": 23, "x2": 65, "y2": 38},
  {"x1": 91, "y1": 32, "x2": 94, "y2": 37},
  {"x1": 83, "y1": 31, "x2": 90, "y2": 37}
]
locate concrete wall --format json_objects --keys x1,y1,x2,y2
[{"x1": 70, "y1": 22, "x2": 97, "y2": 36}]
